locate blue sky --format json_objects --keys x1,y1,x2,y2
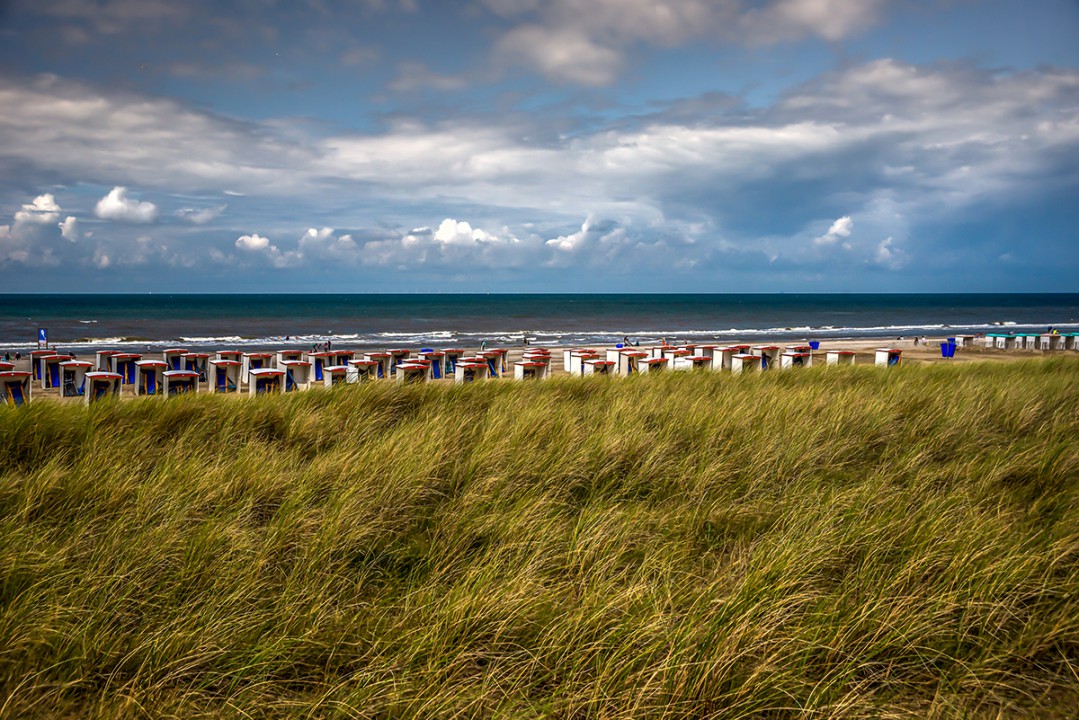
[{"x1": 1, "y1": 0, "x2": 1077, "y2": 292}]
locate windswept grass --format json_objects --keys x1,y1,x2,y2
[{"x1": 1, "y1": 359, "x2": 1077, "y2": 718}]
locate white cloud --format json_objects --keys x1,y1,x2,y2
[
  {"x1": 58, "y1": 216, "x2": 79, "y2": 242},
  {"x1": 176, "y1": 204, "x2": 226, "y2": 224},
  {"x1": 236, "y1": 233, "x2": 271, "y2": 252},
  {"x1": 14, "y1": 194, "x2": 61, "y2": 225},
  {"x1": 874, "y1": 236, "x2": 904, "y2": 269},
  {"x1": 235, "y1": 232, "x2": 302, "y2": 268},
  {"x1": 433, "y1": 219, "x2": 497, "y2": 245},
  {"x1": 496, "y1": 25, "x2": 624, "y2": 86},
  {"x1": 94, "y1": 186, "x2": 159, "y2": 223},
  {"x1": 814, "y1": 215, "x2": 852, "y2": 245},
  {"x1": 486, "y1": 0, "x2": 885, "y2": 85}
]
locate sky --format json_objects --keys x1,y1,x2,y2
[{"x1": 0, "y1": 0, "x2": 1077, "y2": 293}]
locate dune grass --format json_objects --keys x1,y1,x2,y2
[{"x1": 1, "y1": 358, "x2": 1077, "y2": 718}]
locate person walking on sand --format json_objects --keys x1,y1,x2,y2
[{"x1": 481, "y1": 340, "x2": 487, "y2": 352}]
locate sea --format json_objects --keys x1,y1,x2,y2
[{"x1": 1, "y1": 293, "x2": 1077, "y2": 353}]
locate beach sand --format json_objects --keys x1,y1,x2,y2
[{"x1": 4, "y1": 335, "x2": 1066, "y2": 405}]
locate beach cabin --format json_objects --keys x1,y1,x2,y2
[
  {"x1": 94, "y1": 350, "x2": 118, "y2": 372},
  {"x1": 328, "y1": 350, "x2": 355, "y2": 368},
  {"x1": 84, "y1": 371, "x2": 122, "y2": 404},
  {"x1": 39, "y1": 354, "x2": 74, "y2": 389},
  {"x1": 281, "y1": 360, "x2": 313, "y2": 392},
  {"x1": 730, "y1": 354, "x2": 762, "y2": 374},
  {"x1": 563, "y1": 349, "x2": 601, "y2": 376},
  {"x1": 323, "y1": 365, "x2": 349, "y2": 387},
  {"x1": 492, "y1": 348, "x2": 511, "y2": 375},
  {"x1": 163, "y1": 370, "x2": 199, "y2": 396},
  {"x1": 182, "y1": 352, "x2": 210, "y2": 382},
  {"x1": 751, "y1": 346, "x2": 782, "y2": 371},
  {"x1": 523, "y1": 351, "x2": 553, "y2": 375},
  {"x1": 418, "y1": 350, "x2": 446, "y2": 379},
  {"x1": 875, "y1": 349, "x2": 903, "y2": 367},
  {"x1": 443, "y1": 349, "x2": 465, "y2": 374},
  {"x1": 60, "y1": 360, "x2": 92, "y2": 397},
  {"x1": 607, "y1": 349, "x2": 643, "y2": 375},
  {"x1": 163, "y1": 348, "x2": 188, "y2": 371},
  {"x1": 826, "y1": 350, "x2": 857, "y2": 366},
  {"x1": 696, "y1": 345, "x2": 719, "y2": 361},
  {"x1": 639, "y1": 357, "x2": 669, "y2": 374},
  {"x1": 3, "y1": 370, "x2": 33, "y2": 404},
  {"x1": 388, "y1": 349, "x2": 412, "y2": 376},
  {"x1": 248, "y1": 368, "x2": 284, "y2": 395},
  {"x1": 112, "y1": 353, "x2": 142, "y2": 385},
  {"x1": 513, "y1": 360, "x2": 549, "y2": 380},
  {"x1": 1041, "y1": 334, "x2": 1064, "y2": 351},
  {"x1": 275, "y1": 349, "x2": 305, "y2": 367},
  {"x1": 583, "y1": 358, "x2": 616, "y2": 376},
  {"x1": 673, "y1": 355, "x2": 712, "y2": 371},
  {"x1": 455, "y1": 361, "x2": 490, "y2": 383},
  {"x1": 347, "y1": 359, "x2": 379, "y2": 383},
  {"x1": 363, "y1": 353, "x2": 393, "y2": 379},
  {"x1": 994, "y1": 335, "x2": 1017, "y2": 350},
  {"x1": 954, "y1": 335, "x2": 976, "y2": 348},
  {"x1": 0, "y1": 371, "x2": 32, "y2": 406},
  {"x1": 135, "y1": 359, "x2": 168, "y2": 396},
  {"x1": 31, "y1": 349, "x2": 55, "y2": 381},
  {"x1": 207, "y1": 359, "x2": 241, "y2": 393},
  {"x1": 217, "y1": 350, "x2": 243, "y2": 362},
  {"x1": 710, "y1": 347, "x2": 738, "y2": 372},
  {"x1": 563, "y1": 349, "x2": 592, "y2": 374},
  {"x1": 479, "y1": 350, "x2": 503, "y2": 378},
  {"x1": 1065, "y1": 334, "x2": 1078, "y2": 351},
  {"x1": 780, "y1": 352, "x2": 812, "y2": 369},
  {"x1": 242, "y1": 352, "x2": 274, "y2": 383},
  {"x1": 786, "y1": 344, "x2": 813, "y2": 355},
  {"x1": 395, "y1": 361, "x2": 429, "y2": 385},
  {"x1": 307, "y1": 352, "x2": 331, "y2": 382},
  {"x1": 662, "y1": 348, "x2": 692, "y2": 365}
]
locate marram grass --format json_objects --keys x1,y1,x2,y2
[{"x1": 1, "y1": 359, "x2": 1077, "y2": 718}]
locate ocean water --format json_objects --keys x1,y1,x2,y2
[{"x1": 1, "y1": 293, "x2": 1077, "y2": 352}]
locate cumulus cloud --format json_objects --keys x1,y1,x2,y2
[
  {"x1": 14, "y1": 194, "x2": 62, "y2": 225},
  {"x1": 236, "y1": 233, "x2": 272, "y2": 252},
  {"x1": 58, "y1": 216, "x2": 80, "y2": 242},
  {"x1": 94, "y1": 187, "x2": 159, "y2": 223},
  {"x1": 176, "y1": 204, "x2": 226, "y2": 224},
  {"x1": 235, "y1": 232, "x2": 302, "y2": 268},
  {"x1": 814, "y1": 215, "x2": 852, "y2": 245}
]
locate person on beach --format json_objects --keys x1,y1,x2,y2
[{"x1": 481, "y1": 340, "x2": 487, "y2": 352}]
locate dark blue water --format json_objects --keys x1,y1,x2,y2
[{"x1": 1, "y1": 294, "x2": 1077, "y2": 351}]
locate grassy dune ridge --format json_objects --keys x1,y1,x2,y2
[{"x1": 1, "y1": 359, "x2": 1077, "y2": 718}]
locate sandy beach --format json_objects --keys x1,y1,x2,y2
[{"x1": 3, "y1": 334, "x2": 1070, "y2": 405}]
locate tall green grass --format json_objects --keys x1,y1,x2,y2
[{"x1": 1, "y1": 359, "x2": 1077, "y2": 718}]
